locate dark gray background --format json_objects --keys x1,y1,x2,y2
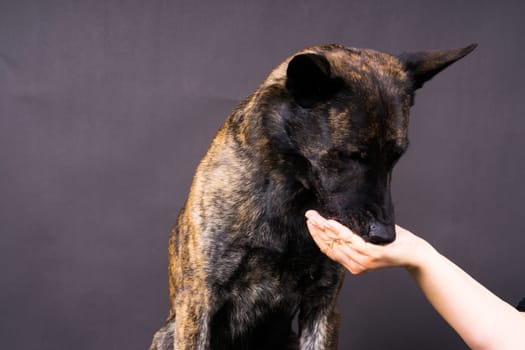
[{"x1": 1, "y1": 0, "x2": 523, "y2": 349}]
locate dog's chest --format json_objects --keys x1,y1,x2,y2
[
  {"x1": 209, "y1": 228, "x2": 337, "y2": 305},
  {"x1": 206, "y1": 237, "x2": 341, "y2": 347}
]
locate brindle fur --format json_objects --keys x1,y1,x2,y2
[{"x1": 149, "y1": 43, "x2": 476, "y2": 350}]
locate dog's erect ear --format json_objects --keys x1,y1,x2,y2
[
  {"x1": 399, "y1": 44, "x2": 477, "y2": 90},
  {"x1": 286, "y1": 53, "x2": 337, "y2": 108}
]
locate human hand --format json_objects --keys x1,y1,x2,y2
[{"x1": 305, "y1": 210, "x2": 431, "y2": 274}]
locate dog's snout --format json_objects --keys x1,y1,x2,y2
[{"x1": 367, "y1": 221, "x2": 396, "y2": 244}]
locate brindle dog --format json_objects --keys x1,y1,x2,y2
[{"x1": 149, "y1": 43, "x2": 476, "y2": 350}]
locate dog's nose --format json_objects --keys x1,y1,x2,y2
[{"x1": 367, "y1": 222, "x2": 396, "y2": 244}]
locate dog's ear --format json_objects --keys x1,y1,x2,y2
[
  {"x1": 399, "y1": 44, "x2": 477, "y2": 90},
  {"x1": 286, "y1": 53, "x2": 337, "y2": 108}
]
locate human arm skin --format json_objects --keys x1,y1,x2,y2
[{"x1": 305, "y1": 210, "x2": 525, "y2": 350}]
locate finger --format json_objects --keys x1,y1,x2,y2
[
  {"x1": 309, "y1": 230, "x2": 336, "y2": 256},
  {"x1": 328, "y1": 242, "x2": 369, "y2": 274},
  {"x1": 305, "y1": 210, "x2": 329, "y2": 230},
  {"x1": 344, "y1": 260, "x2": 369, "y2": 275},
  {"x1": 306, "y1": 218, "x2": 340, "y2": 241},
  {"x1": 304, "y1": 209, "x2": 319, "y2": 220},
  {"x1": 305, "y1": 211, "x2": 357, "y2": 243},
  {"x1": 307, "y1": 220, "x2": 332, "y2": 252},
  {"x1": 308, "y1": 223, "x2": 346, "y2": 261},
  {"x1": 306, "y1": 219, "x2": 328, "y2": 240},
  {"x1": 309, "y1": 224, "x2": 373, "y2": 274},
  {"x1": 325, "y1": 219, "x2": 365, "y2": 245},
  {"x1": 306, "y1": 214, "x2": 375, "y2": 268}
]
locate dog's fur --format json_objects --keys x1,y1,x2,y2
[{"x1": 149, "y1": 43, "x2": 476, "y2": 350}]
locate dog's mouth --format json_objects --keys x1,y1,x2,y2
[
  {"x1": 324, "y1": 212, "x2": 395, "y2": 245},
  {"x1": 324, "y1": 213, "x2": 363, "y2": 236}
]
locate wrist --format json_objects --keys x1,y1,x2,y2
[{"x1": 406, "y1": 237, "x2": 436, "y2": 272}]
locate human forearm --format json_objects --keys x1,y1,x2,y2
[{"x1": 408, "y1": 243, "x2": 525, "y2": 350}]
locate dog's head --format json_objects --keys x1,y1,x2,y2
[{"x1": 260, "y1": 44, "x2": 475, "y2": 244}]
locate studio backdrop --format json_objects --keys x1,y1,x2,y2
[{"x1": 1, "y1": 1, "x2": 524, "y2": 349}]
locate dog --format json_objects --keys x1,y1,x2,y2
[{"x1": 149, "y1": 43, "x2": 476, "y2": 350}]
